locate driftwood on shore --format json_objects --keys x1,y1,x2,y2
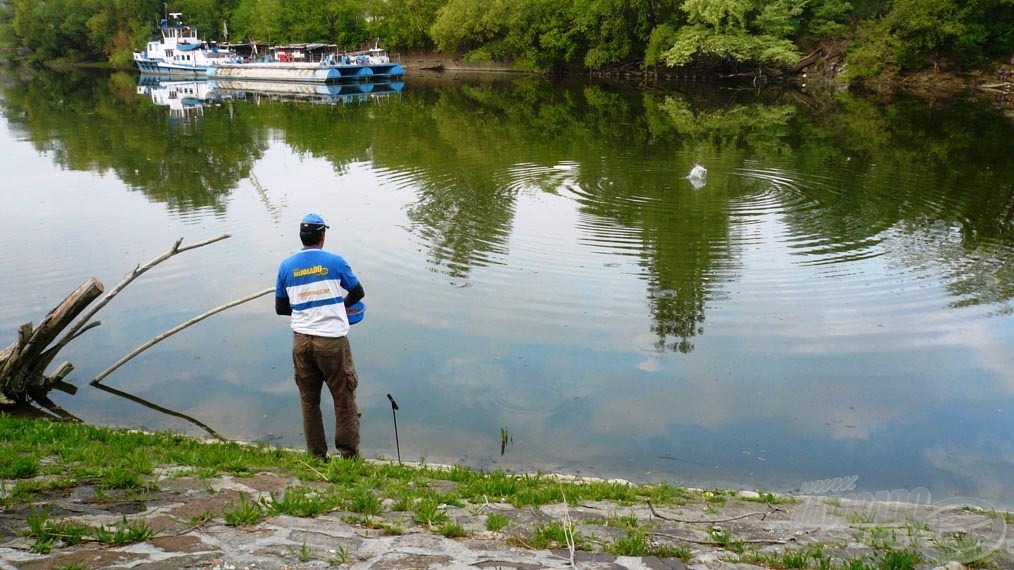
[
  {"x1": 0, "y1": 278, "x2": 104, "y2": 405},
  {"x1": 0, "y1": 234, "x2": 245, "y2": 406}
]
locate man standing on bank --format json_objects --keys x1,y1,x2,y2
[{"x1": 275, "y1": 213, "x2": 365, "y2": 460}]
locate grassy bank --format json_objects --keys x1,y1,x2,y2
[
  {"x1": 0, "y1": 414, "x2": 679, "y2": 511},
  {"x1": 2, "y1": 414, "x2": 1008, "y2": 569}
]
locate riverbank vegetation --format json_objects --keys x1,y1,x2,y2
[
  {"x1": 1, "y1": 1, "x2": 1011, "y2": 84},
  {"x1": 4, "y1": 414, "x2": 1007, "y2": 569}
]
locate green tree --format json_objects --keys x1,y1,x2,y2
[
  {"x1": 7, "y1": 0, "x2": 101, "y2": 61},
  {"x1": 656, "y1": 0, "x2": 801, "y2": 69},
  {"x1": 430, "y1": 0, "x2": 509, "y2": 57},
  {"x1": 645, "y1": 23, "x2": 680, "y2": 66},
  {"x1": 661, "y1": 0, "x2": 801, "y2": 68},
  {"x1": 798, "y1": 0, "x2": 853, "y2": 41},
  {"x1": 373, "y1": 0, "x2": 444, "y2": 50},
  {"x1": 174, "y1": 0, "x2": 235, "y2": 39},
  {"x1": 230, "y1": 0, "x2": 282, "y2": 44},
  {"x1": 889, "y1": 0, "x2": 967, "y2": 69},
  {"x1": 430, "y1": 0, "x2": 575, "y2": 70},
  {"x1": 503, "y1": 0, "x2": 577, "y2": 70},
  {"x1": 848, "y1": 0, "x2": 1014, "y2": 78},
  {"x1": 572, "y1": 0, "x2": 683, "y2": 69},
  {"x1": 317, "y1": 0, "x2": 370, "y2": 49}
]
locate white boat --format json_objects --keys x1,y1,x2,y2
[
  {"x1": 133, "y1": 13, "x2": 236, "y2": 77},
  {"x1": 137, "y1": 77, "x2": 404, "y2": 114},
  {"x1": 135, "y1": 78, "x2": 212, "y2": 123},
  {"x1": 207, "y1": 43, "x2": 404, "y2": 83}
]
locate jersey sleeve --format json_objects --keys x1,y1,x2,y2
[
  {"x1": 275, "y1": 262, "x2": 289, "y2": 300},
  {"x1": 337, "y1": 257, "x2": 360, "y2": 293}
]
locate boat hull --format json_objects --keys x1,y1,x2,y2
[
  {"x1": 134, "y1": 57, "x2": 210, "y2": 77},
  {"x1": 207, "y1": 62, "x2": 403, "y2": 83}
]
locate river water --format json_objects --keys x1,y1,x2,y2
[{"x1": 1, "y1": 68, "x2": 1012, "y2": 507}]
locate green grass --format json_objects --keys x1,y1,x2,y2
[
  {"x1": 708, "y1": 527, "x2": 746, "y2": 553},
  {"x1": 742, "y1": 490, "x2": 796, "y2": 505},
  {"x1": 846, "y1": 510, "x2": 876, "y2": 525},
  {"x1": 23, "y1": 508, "x2": 92, "y2": 553},
  {"x1": 740, "y1": 546, "x2": 920, "y2": 570},
  {"x1": 0, "y1": 415, "x2": 965, "y2": 566},
  {"x1": 23, "y1": 508, "x2": 152, "y2": 552},
  {"x1": 223, "y1": 492, "x2": 265, "y2": 526},
  {"x1": 485, "y1": 511, "x2": 510, "y2": 532},
  {"x1": 0, "y1": 415, "x2": 692, "y2": 518},
  {"x1": 879, "y1": 549, "x2": 921, "y2": 570},
  {"x1": 605, "y1": 528, "x2": 693, "y2": 560},
  {"x1": 296, "y1": 535, "x2": 312, "y2": 562},
  {"x1": 413, "y1": 498, "x2": 449, "y2": 527},
  {"x1": 608, "y1": 529, "x2": 653, "y2": 555},
  {"x1": 188, "y1": 510, "x2": 215, "y2": 526},
  {"x1": 327, "y1": 544, "x2": 350, "y2": 566},
  {"x1": 437, "y1": 520, "x2": 467, "y2": 538},
  {"x1": 262, "y1": 486, "x2": 341, "y2": 517},
  {"x1": 529, "y1": 521, "x2": 585, "y2": 550},
  {"x1": 0, "y1": 451, "x2": 40, "y2": 478},
  {"x1": 93, "y1": 517, "x2": 155, "y2": 545},
  {"x1": 98, "y1": 464, "x2": 149, "y2": 490},
  {"x1": 606, "y1": 512, "x2": 640, "y2": 529},
  {"x1": 347, "y1": 486, "x2": 383, "y2": 516}
]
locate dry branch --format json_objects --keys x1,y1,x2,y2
[
  {"x1": 58, "y1": 233, "x2": 231, "y2": 349},
  {"x1": 91, "y1": 287, "x2": 274, "y2": 385},
  {"x1": 0, "y1": 278, "x2": 103, "y2": 402},
  {"x1": 651, "y1": 532, "x2": 788, "y2": 546},
  {"x1": 647, "y1": 500, "x2": 785, "y2": 523},
  {"x1": 2, "y1": 234, "x2": 232, "y2": 404}
]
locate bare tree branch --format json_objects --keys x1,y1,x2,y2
[
  {"x1": 91, "y1": 287, "x2": 273, "y2": 385},
  {"x1": 647, "y1": 500, "x2": 785, "y2": 523},
  {"x1": 58, "y1": 234, "x2": 231, "y2": 350}
]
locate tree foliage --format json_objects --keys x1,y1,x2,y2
[
  {"x1": 661, "y1": 0, "x2": 802, "y2": 67},
  {"x1": 0, "y1": 0, "x2": 1010, "y2": 79},
  {"x1": 374, "y1": 0, "x2": 444, "y2": 50},
  {"x1": 847, "y1": 0, "x2": 1013, "y2": 78},
  {"x1": 572, "y1": 0, "x2": 683, "y2": 69}
]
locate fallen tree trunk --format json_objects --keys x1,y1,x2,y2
[
  {"x1": 1, "y1": 234, "x2": 231, "y2": 406},
  {"x1": 0, "y1": 278, "x2": 104, "y2": 404}
]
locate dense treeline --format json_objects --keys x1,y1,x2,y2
[{"x1": 1, "y1": 0, "x2": 1011, "y2": 80}]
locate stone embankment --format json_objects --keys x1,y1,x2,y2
[{"x1": 2, "y1": 463, "x2": 1010, "y2": 569}]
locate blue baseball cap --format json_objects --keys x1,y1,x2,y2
[{"x1": 300, "y1": 213, "x2": 329, "y2": 233}]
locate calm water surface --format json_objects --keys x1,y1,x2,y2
[{"x1": 1, "y1": 69, "x2": 1012, "y2": 507}]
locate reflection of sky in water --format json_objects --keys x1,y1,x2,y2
[{"x1": 2, "y1": 109, "x2": 1012, "y2": 510}]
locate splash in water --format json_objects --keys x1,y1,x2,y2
[{"x1": 687, "y1": 164, "x2": 707, "y2": 188}]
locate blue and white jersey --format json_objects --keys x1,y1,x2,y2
[{"x1": 276, "y1": 248, "x2": 360, "y2": 337}]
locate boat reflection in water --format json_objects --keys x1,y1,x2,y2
[{"x1": 137, "y1": 76, "x2": 404, "y2": 122}]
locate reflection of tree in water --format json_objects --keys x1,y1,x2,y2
[
  {"x1": 782, "y1": 94, "x2": 1014, "y2": 312},
  {"x1": 643, "y1": 97, "x2": 799, "y2": 351},
  {"x1": 377, "y1": 80, "x2": 796, "y2": 351},
  {"x1": 9, "y1": 68, "x2": 1011, "y2": 340},
  {"x1": 572, "y1": 156, "x2": 738, "y2": 353},
  {"x1": 406, "y1": 177, "x2": 515, "y2": 279},
  {"x1": 379, "y1": 84, "x2": 528, "y2": 279},
  {"x1": 0, "y1": 70, "x2": 266, "y2": 212}
]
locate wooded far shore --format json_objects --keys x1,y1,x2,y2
[{"x1": 1, "y1": 0, "x2": 1012, "y2": 91}]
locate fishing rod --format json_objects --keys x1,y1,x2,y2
[{"x1": 383, "y1": 393, "x2": 399, "y2": 464}]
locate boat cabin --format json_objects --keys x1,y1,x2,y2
[{"x1": 270, "y1": 44, "x2": 338, "y2": 64}]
